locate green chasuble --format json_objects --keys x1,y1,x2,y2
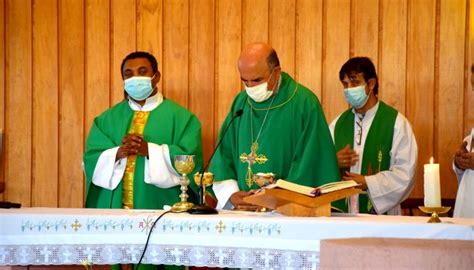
[
  {"x1": 84, "y1": 98, "x2": 203, "y2": 210},
  {"x1": 210, "y1": 72, "x2": 340, "y2": 191},
  {"x1": 333, "y1": 101, "x2": 397, "y2": 213}
]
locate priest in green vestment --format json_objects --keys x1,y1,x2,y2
[
  {"x1": 329, "y1": 57, "x2": 417, "y2": 215},
  {"x1": 84, "y1": 52, "x2": 201, "y2": 270},
  {"x1": 84, "y1": 51, "x2": 203, "y2": 211},
  {"x1": 209, "y1": 42, "x2": 340, "y2": 209}
]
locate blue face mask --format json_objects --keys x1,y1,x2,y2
[
  {"x1": 344, "y1": 84, "x2": 369, "y2": 109},
  {"x1": 124, "y1": 75, "x2": 155, "y2": 101}
]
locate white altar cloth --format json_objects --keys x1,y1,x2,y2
[{"x1": 0, "y1": 207, "x2": 472, "y2": 269}]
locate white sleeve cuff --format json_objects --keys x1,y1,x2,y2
[
  {"x1": 365, "y1": 174, "x2": 380, "y2": 199},
  {"x1": 212, "y1": 179, "x2": 239, "y2": 209},
  {"x1": 145, "y1": 143, "x2": 181, "y2": 188},
  {"x1": 92, "y1": 147, "x2": 127, "y2": 190}
]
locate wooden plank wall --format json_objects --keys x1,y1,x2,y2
[{"x1": 0, "y1": 0, "x2": 471, "y2": 207}]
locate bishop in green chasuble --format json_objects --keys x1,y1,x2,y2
[{"x1": 210, "y1": 43, "x2": 339, "y2": 209}]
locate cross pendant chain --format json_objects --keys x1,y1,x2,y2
[
  {"x1": 239, "y1": 142, "x2": 268, "y2": 188},
  {"x1": 240, "y1": 96, "x2": 275, "y2": 188}
]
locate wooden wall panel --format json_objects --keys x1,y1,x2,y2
[
  {"x1": 296, "y1": 0, "x2": 323, "y2": 98},
  {"x1": 351, "y1": 0, "x2": 379, "y2": 63},
  {"x1": 163, "y1": 0, "x2": 188, "y2": 106},
  {"x1": 111, "y1": 0, "x2": 136, "y2": 105},
  {"x1": 85, "y1": 0, "x2": 110, "y2": 139},
  {"x1": 32, "y1": 0, "x2": 59, "y2": 207},
  {"x1": 5, "y1": 0, "x2": 32, "y2": 205},
  {"x1": 0, "y1": 0, "x2": 5, "y2": 201},
  {"x1": 269, "y1": 0, "x2": 296, "y2": 77},
  {"x1": 137, "y1": 0, "x2": 163, "y2": 91},
  {"x1": 0, "y1": 0, "x2": 4, "y2": 133},
  {"x1": 379, "y1": 0, "x2": 407, "y2": 113},
  {"x1": 242, "y1": 0, "x2": 268, "y2": 45},
  {"x1": 438, "y1": 0, "x2": 466, "y2": 198},
  {"x1": 189, "y1": 0, "x2": 215, "y2": 162},
  {"x1": 58, "y1": 0, "x2": 84, "y2": 208},
  {"x1": 216, "y1": 0, "x2": 242, "y2": 128},
  {"x1": 323, "y1": 0, "x2": 351, "y2": 122},
  {"x1": 406, "y1": 0, "x2": 437, "y2": 198},
  {"x1": 0, "y1": 0, "x2": 471, "y2": 208},
  {"x1": 467, "y1": 0, "x2": 474, "y2": 135}
]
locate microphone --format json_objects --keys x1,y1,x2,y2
[{"x1": 188, "y1": 108, "x2": 244, "y2": 214}]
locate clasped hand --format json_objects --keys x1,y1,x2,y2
[
  {"x1": 337, "y1": 144, "x2": 359, "y2": 168},
  {"x1": 337, "y1": 144, "x2": 367, "y2": 189},
  {"x1": 454, "y1": 141, "x2": 474, "y2": 170},
  {"x1": 116, "y1": 134, "x2": 149, "y2": 161}
]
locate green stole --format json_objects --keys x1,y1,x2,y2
[{"x1": 333, "y1": 101, "x2": 398, "y2": 213}]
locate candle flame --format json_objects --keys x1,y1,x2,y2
[{"x1": 430, "y1": 157, "x2": 434, "y2": 164}]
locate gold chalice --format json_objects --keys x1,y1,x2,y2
[
  {"x1": 171, "y1": 155, "x2": 195, "y2": 213},
  {"x1": 253, "y1": 172, "x2": 276, "y2": 212},
  {"x1": 253, "y1": 172, "x2": 276, "y2": 187},
  {"x1": 188, "y1": 172, "x2": 218, "y2": 214},
  {"x1": 194, "y1": 172, "x2": 214, "y2": 204}
]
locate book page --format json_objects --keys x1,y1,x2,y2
[
  {"x1": 265, "y1": 179, "x2": 359, "y2": 196},
  {"x1": 265, "y1": 180, "x2": 316, "y2": 196},
  {"x1": 319, "y1": 180, "x2": 359, "y2": 194}
]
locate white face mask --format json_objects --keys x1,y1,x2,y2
[
  {"x1": 124, "y1": 74, "x2": 156, "y2": 101},
  {"x1": 244, "y1": 70, "x2": 275, "y2": 102},
  {"x1": 344, "y1": 84, "x2": 370, "y2": 109}
]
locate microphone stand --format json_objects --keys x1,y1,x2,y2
[{"x1": 188, "y1": 109, "x2": 243, "y2": 215}]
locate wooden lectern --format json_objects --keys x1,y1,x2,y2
[{"x1": 243, "y1": 187, "x2": 362, "y2": 217}]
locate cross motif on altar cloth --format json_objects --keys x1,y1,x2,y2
[{"x1": 71, "y1": 219, "x2": 82, "y2": 232}]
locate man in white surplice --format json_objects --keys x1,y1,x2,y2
[
  {"x1": 452, "y1": 65, "x2": 474, "y2": 218},
  {"x1": 453, "y1": 130, "x2": 474, "y2": 218},
  {"x1": 329, "y1": 57, "x2": 418, "y2": 215}
]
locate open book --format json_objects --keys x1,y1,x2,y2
[{"x1": 263, "y1": 179, "x2": 359, "y2": 197}]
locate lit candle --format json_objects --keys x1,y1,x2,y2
[{"x1": 423, "y1": 157, "x2": 441, "y2": 207}]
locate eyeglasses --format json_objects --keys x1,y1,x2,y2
[{"x1": 356, "y1": 115, "x2": 364, "y2": 145}]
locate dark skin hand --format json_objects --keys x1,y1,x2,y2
[
  {"x1": 337, "y1": 144, "x2": 359, "y2": 168},
  {"x1": 116, "y1": 134, "x2": 149, "y2": 161},
  {"x1": 343, "y1": 171, "x2": 367, "y2": 190},
  {"x1": 337, "y1": 145, "x2": 366, "y2": 189},
  {"x1": 454, "y1": 141, "x2": 474, "y2": 170}
]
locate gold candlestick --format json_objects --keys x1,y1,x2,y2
[{"x1": 418, "y1": 206, "x2": 451, "y2": 223}]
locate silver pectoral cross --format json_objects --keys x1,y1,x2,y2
[{"x1": 240, "y1": 142, "x2": 268, "y2": 188}]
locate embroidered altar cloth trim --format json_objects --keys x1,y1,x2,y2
[{"x1": 0, "y1": 207, "x2": 472, "y2": 268}]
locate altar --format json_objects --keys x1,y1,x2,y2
[{"x1": 0, "y1": 208, "x2": 472, "y2": 269}]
